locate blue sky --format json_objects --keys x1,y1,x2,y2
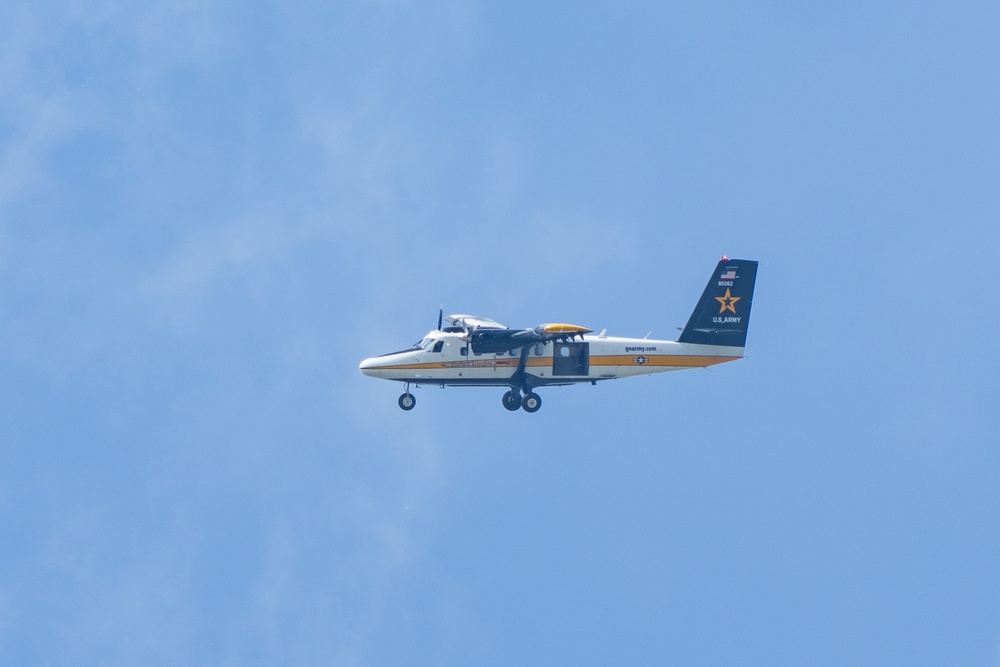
[{"x1": 2, "y1": 1, "x2": 999, "y2": 664}]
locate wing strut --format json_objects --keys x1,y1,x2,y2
[{"x1": 508, "y1": 345, "x2": 538, "y2": 393}]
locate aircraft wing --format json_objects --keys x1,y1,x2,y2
[
  {"x1": 446, "y1": 314, "x2": 507, "y2": 330},
  {"x1": 469, "y1": 323, "x2": 592, "y2": 354}
]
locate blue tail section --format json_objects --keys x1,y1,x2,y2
[{"x1": 677, "y1": 258, "x2": 759, "y2": 347}]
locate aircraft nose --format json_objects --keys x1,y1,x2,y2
[{"x1": 359, "y1": 357, "x2": 380, "y2": 376}]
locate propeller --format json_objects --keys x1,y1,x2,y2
[{"x1": 437, "y1": 305, "x2": 443, "y2": 331}]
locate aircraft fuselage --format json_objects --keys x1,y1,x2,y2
[{"x1": 359, "y1": 332, "x2": 741, "y2": 387}]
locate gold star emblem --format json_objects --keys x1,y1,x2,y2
[{"x1": 715, "y1": 288, "x2": 740, "y2": 314}]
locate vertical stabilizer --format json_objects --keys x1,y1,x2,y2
[{"x1": 677, "y1": 258, "x2": 758, "y2": 347}]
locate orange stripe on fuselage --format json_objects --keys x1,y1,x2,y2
[
  {"x1": 368, "y1": 354, "x2": 739, "y2": 372},
  {"x1": 589, "y1": 355, "x2": 738, "y2": 368}
]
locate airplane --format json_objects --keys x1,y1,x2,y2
[{"x1": 359, "y1": 257, "x2": 758, "y2": 412}]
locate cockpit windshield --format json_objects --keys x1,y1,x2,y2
[{"x1": 414, "y1": 338, "x2": 446, "y2": 352}]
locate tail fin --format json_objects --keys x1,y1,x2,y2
[{"x1": 677, "y1": 258, "x2": 758, "y2": 347}]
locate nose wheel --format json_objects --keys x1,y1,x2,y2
[{"x1": 398, "y1": 392, "x2": 416, "y2": 411}]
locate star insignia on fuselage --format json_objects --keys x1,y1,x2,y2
[
  {"x1": 715, "y1": 288, "x2": 740, "y2": 314},
  {"x1": 634, "y1": 356, "x2": 648, "y2": 365}
]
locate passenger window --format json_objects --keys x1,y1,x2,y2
[
  {"x1": 432, "y1": 341, "x2": 445, "y2": 353},
  {"x1": 460, "y1": 347, "x2": 468, "y2": 356}
]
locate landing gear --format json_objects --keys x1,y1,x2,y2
[
  {"x1": 398, "y1": 392, "x2": 416, "y2": 411},
  {"x1": 502, "y1": 390, "x2": 522, "y2": 411},
  {"x1": 521, "y1": 392, "x2": 541, "y2": 413},
  {"x1": 506, "y1": 346, "x2": 543, "y2": 413},
  {"x1": 502, "y1": 382, "x2": 542, "y2": 412}
]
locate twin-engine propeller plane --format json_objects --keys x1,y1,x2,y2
[{"x1": 360, "y1": 257, "x2": 758, "y2": 413}]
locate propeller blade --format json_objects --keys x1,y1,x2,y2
[{"x1": 438, "y1": 305, "x2": 443, "y2": 331}]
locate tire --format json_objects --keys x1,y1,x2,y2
[
  {"x1": 398, "y1": 393, "x2": 416, "y2": 411},
  {"x1": 522, "y1": 392, "x2": 541, "y2": 413},
  {"x1": 502, "y1": 390, "x2": 522, "y2": 411}
]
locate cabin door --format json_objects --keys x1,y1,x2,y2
[{"x1": 552, "y1": 342, "x2": 589, "y2": 376}]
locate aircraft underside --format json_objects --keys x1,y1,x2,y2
[{"x1": 367, "y1": 346, "x2": 739, "y2": 413}]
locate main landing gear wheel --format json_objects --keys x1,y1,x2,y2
[
  {"x1": 398, "y1": 393, "x2": 416, "y2": 411},
  {"x1": 522, "y1": 392, "x2": 541, "y2": 413},
  {"x1": 502, "y1": 390, "x2": 522, "y2": 411}
]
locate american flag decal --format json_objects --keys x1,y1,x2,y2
[{"x1": 720, "y1": 269, "x2": 737, "y2": 280}]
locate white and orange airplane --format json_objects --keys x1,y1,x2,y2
[{"x1": 360, "y1": 257, "x2": 758, "y2": 412}]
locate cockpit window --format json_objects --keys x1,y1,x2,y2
[{"x1": 432, "y1": 340, "x2": 445, "y2": 353}]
